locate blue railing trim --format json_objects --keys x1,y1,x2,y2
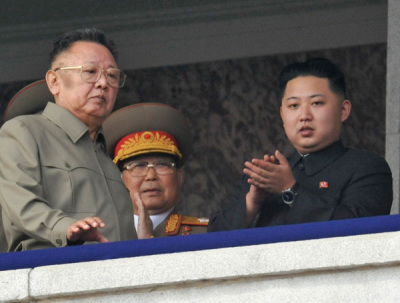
[{"x1": 1, "y1": 214, "x2": 399, "y2": 271}]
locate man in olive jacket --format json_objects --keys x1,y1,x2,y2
[{"x1": 0, "y1": 28, "x2": 136, "y2": 251}]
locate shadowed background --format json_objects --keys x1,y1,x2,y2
[{"x1": 0, "y1": 43, "x2": 386, "y2": 217}]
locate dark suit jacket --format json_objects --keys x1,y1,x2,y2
[{"x1": 208, "y1": 141, "x2": 393, "y2": 232}]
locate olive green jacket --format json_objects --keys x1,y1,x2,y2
[{"x1": 0, "y1": 102, "x2": 136, "y2": 251}]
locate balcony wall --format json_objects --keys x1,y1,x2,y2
[{"x1": 2, "y1": 215, "x2": 400, "y2": 302}]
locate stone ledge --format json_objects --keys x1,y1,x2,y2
[
  {"x1": 0, "y1": 268, "x2": 30, "y2": 302},
  {"x1": 24, "y1": 230, "x2": 400, "y2": 301}
]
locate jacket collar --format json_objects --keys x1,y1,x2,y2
[
  {"x1": 289, "y1": 140, "x2": 347, "y2": 176},
  {"x1": 42, "y1": 102, "x2": 105, "y2": 145}
]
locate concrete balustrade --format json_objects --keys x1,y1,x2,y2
[{"x1": 2, "y1": 229, "x2": 400, "y2": 302}]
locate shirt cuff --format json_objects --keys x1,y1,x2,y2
[{"x1": 50, "y1": 216, "x2": 77, "y2": 247}]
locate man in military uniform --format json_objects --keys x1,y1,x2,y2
[{"x1": 103, "y1": 103, "x2": 208, "y2": 238}]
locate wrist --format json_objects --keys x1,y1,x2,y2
[
  {"x1": 281, "y1": 182, "x2": 299, "y2": 206},
  {"x1": 245, "y1": 192, "x2": 263, "y2": 225}
]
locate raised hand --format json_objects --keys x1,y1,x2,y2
[
  {"x1": 134, "y1": 193, "x2": 154, "y2": 239},
  {"x1": 244, "y1": 150, "x2": 295, "y2": 195}
]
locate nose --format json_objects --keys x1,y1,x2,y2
[
  {"x1": 95, "y1": 70, "x2": 109, "y2": 89},
  {"x1": 299, "y1": 104, "x2": 312, "y2": 122},
  {"x1": 144, "y1": 166, "x2": 158, "y2": 180}
]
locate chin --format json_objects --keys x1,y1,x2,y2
[
  {"x1": 296, "y1": 144, "x2": 317, "y2": 154},
  {"x1": 147, "y1": 206, "x2": 169, "y2": 216},
  {"x1": 143, "y1": 199, "x2": 164, "y2": 209}
]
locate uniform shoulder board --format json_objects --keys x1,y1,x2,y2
[
  {"x1": 165, "y1": 214, "x2": 209, "y2": 236},
  {"x1": 181, "y1": 216, "x2": 209, "y2": 226},
  {"x1": 165, "y1": 214, "x2": 182, "y2": 236}
]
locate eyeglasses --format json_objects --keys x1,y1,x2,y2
[
  {"x1": 54, "y1": 63, "x2": 127, "y2": 88},
  {"x1": 123, "y1": 160, "x2": 176, "y2": 177}
]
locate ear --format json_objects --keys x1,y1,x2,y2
[
  {"x1": 45, "y1": 70, "x2": 60, "y2": 96},
  {"x1": 340, "y1": 99, "x2": 351, "y2": 122},
  {"x1": 121, "y1": 171, "x2": 130, "y2": 189}
]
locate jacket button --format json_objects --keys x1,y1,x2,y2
[{"x1": 56, "y1": 239, "x2": 62, "y2": 246}]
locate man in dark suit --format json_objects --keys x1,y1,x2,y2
[{"x1": 208, "y1": 58, "x2": 393, "y2": 232}]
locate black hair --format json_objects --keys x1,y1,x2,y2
[
  {"x1": 49, "y1": 27, "x2": 117, "y2": 68},
  {"x1": 278, "y1": 57, "x2": 347, "y2": 100}
]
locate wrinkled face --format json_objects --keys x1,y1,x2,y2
[
  {"x1": 47, "y1": 41, "x2": 119, "y2": 128},
  {"x1": 280, "y1": 76, "x2": 351, "y2": 154},
  {"x1": 121, "y1": 154, "x2": 183, "y2": 215}
]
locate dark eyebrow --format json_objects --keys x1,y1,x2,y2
[
  {"x1": 284, "y1": 96, "x2": 300, "y2": 102},
  {"x1": 284, "y1": 94, "x2": 326, "y2": 102},
  {"x1": 310, "y1": 94, "x2": 326, "y2": 98}
]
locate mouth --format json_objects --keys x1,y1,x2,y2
[
  {"x1": 91, "y1": 95, "x2": 106, "y2": 102},
  {"x1": 298, "y1": 125, "x2": 314, "y2": 136},
  {"x1": 142, "y1": 187, "x2": 162, "y2": 195}
]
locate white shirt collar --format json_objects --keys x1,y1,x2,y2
[
  {"x1": 297, "y1": 150, "x2": 310, "y2": 158},
  {"x1": 134, "y1": 207, "x2": 174, "y2": 231}
]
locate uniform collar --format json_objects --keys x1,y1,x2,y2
[{"x1": 290, "y1": 140, "x2": 347, "y2": 175}]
